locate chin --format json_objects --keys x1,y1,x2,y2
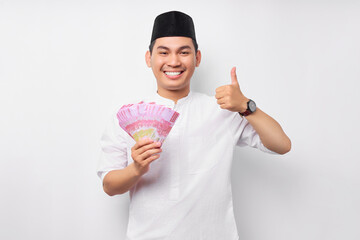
[{"x1": 159, "y1": 82, "x2": 189, "y2": 91}]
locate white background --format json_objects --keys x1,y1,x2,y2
[{"x1": 1, "y1": 0, "x2": 359, "y2": 239}]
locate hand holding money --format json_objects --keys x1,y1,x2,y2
[{"x1": 131, "y1": 138, "x2": 162, "y2": 176}]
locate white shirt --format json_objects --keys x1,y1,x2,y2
[{"x1": 97, "y1": 90, "x2": 279, "y2": 240}]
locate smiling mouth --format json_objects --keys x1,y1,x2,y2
[{"x1": 164, "y1": 71, "x2": 184, "y2": 76}]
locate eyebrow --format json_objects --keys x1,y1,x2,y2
[{"x1": 156, "y1": 45, "x2": 192, "y2": 51}]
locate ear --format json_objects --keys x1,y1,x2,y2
[
  {"x1": 145, "y1": 50, "x2": 151, "y2": 67},
  {"x1": 195, "y1": 50, "x2": 201, "y2": 67}
]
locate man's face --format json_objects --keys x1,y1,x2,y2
[{"x1": 145, "y1": 36, "x2": 201, "y2": 94}]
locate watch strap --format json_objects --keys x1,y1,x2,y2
[{"x1": 239, "y1": 109, "x2": 252, "y2": 116}]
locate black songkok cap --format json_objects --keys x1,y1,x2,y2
[{"x1": 150, "y1": 11, "x2": 197, "y2": 44}]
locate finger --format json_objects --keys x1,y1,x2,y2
[
  {"x1": 140, "y1": 148, "x2": 162, "y2": 160},
  {"x1": 145, "y1": 153, "x2": 161, "y2": 165},
  {"x1": 215, "y1": 85, "x2": 226, "y2": 93},
  {"x1": 219, "y1": 103, "x2": 228, "y2": 109},
  {"x1": 231, "y1": 67, "x2": 238, "y2": 85},
  {"x1": 132, "y1": 144, "x2": 161, "y2": 164},
  {"x1": 136, "y1": 141, "x2": 161, "y2": 155},
  {"x1": 216, "y1": 97, "x2": 227, "y2": 105},
  {"x1": 215, "y1": 91, "x2": 227, "y2": 99},
  {"x1": 133, "y1": 138, "x2": 154, "y2": 151}
]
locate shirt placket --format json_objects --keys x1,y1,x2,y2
[{"x1": 169, "y1": 102, "x2": 181, "y2": 201}]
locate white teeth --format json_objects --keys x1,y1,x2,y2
[{"x1": 165, "y1": 71, "x2": 182, "y2": 76}]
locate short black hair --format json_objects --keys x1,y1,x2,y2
[{"x1": 149, "y1": 39, "x2": 198, "y2": 55}]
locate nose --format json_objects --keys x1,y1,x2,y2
[{"x1": 167, "y1": 53, "x2": 181, "y2": 67}]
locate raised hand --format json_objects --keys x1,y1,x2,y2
[{"x1": 215, "y1": 67, "x2": 249, "y2": 113}]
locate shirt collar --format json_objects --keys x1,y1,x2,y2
[{"x1": 146, "y1": 90, "x2": 193, "y2": 108}]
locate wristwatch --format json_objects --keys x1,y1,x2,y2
[{"x1": 239, "y1": 99, "x2": 256, "y2": 116}]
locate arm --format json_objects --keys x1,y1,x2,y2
[
  {"x1": 103, "y1": 138, "x2": 162, "y2": 196},
  {"x1": 215, "y1": 67, "x2": 291, "y2": 155},
  {"x1": 103, "y1": 163, "x2": 143, "y2": 196},
  {"x1": 241, "y1": 105, "x2": 291, "y2": 155}
]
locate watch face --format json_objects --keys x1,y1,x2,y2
[{"x1": 249, "y1": 100, "x2": 256, "y2": 112}]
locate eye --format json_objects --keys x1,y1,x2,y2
[
  {"x1": 180, "y1": 51, "x2": 190, "y2": 55},
  {"x1": 159, "y1": 52, "x2": 168, "y2": 55}
]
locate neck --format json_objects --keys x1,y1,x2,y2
[{"x1": 157, "y1": 87, "x2": 190, "y2": 104}]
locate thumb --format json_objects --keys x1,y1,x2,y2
[{"x1": 231, "y1": 67, "x2": 238, "y2": 85}]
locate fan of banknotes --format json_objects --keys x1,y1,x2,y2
[{"x1": 117, "y1": 101, "x2": 180, "y2": 143}]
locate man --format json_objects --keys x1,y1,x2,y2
[{"x1": 97, "y1": 11, "x2": 291, "y2": 240}]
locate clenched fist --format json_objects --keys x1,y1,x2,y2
[{"x1": 131, "y1": 138, "x2": 162, "y2": 176}]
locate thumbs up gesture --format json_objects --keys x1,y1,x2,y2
[{"x1": 215, "y1": 67, "x2": 249, "y2": 113}]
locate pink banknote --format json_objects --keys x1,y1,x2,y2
[{"x1": 117, "y1": 101, "x2": 180, "y2": 143}]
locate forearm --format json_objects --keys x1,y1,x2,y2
[
  {"x1": 243, "y1": 107, "x2": 291, "y2": 154},
  {"x1": 103, "y1": 163, "x2": 143, "y2": 196}
]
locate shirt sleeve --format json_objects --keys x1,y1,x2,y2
[
  {"x1": 233, "y1": 113, "x2": 280, "y2": 155},
  {"x1": 96, "y1": 110, "x2": 130, "y2": 183}
]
